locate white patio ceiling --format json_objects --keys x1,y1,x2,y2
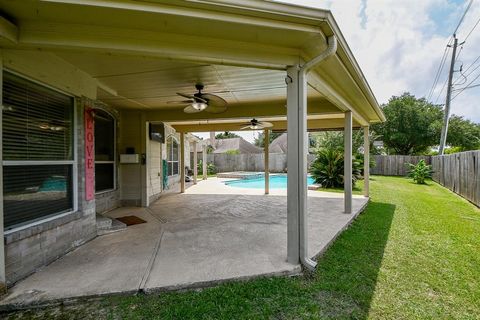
[
  {"x1": 0, "y1": 0, "x2": 385, "y2": 129},
  {"x1": 55, "y1": 51, "x2": 322, "y2": 110}
]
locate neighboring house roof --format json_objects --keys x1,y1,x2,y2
[
  {"x1": 208, "y1": 137, "x2": 263, "y2": 154},
  {"x1": 269, "y1": 133, "x2": 288, "y2": 153}
]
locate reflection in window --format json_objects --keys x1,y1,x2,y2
[
  {"x1": 94, "y1": 109, "x2": 115, "y2": 192},
  {"x1": 2, "y1": 71, "x2": 74, "y2": 229},
  {"x1": 167, "y1": 136, "x2": 179, "y2": 176}
]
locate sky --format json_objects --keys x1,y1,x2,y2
[{"x1": 195, "y1": 0, "x2": 480, "y2": 142}]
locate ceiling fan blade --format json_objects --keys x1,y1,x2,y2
[
  {"x1": 183, "y1": 105, "x2": 202, "y2": 114},
  {"x1": 177, "y1": 92, "x2": 195, "y2": 99},
  {"x1": 240, "y1": 125, "x2": 252, "y2": 130},
  {"x1": 259, "y1": 121, "x2": 273, "y2": 128},
  {"x1": 167, "y1": 100, "x2": 192, "y2": 104},
  {"x1": 177, "y1": 92, "x2": 207, "y2": 103},
  {"x1": 205, "y1": 104, "x2": 227, "y2": 114},
  {"x1": 201, "y1": 93, "x2": 227, "y2": 107}
]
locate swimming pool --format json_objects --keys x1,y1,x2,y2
[{"x1": 225, "y1": 174, "x2": 315, "y2": 189}]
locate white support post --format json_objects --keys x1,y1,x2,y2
[
  {"x1": 344, "y1": 111, "x2": 353, "y2": 213},
  {"x1": 180, "y1": 132, "x2": 185, "y2": 193},
  {"x1": 363, "y1": 126, "x2": 370, "y2": 197},
  {"x1": 202, "y1": 144, "x2": 207, "y2": 180},
  {"x1": 0, "y1": 50, "x2": 7, "y2": 294},
  {"x1": 141, "y1": 114, "x2": 149, "y2": 207},
  {"x1": 193, "y1": 141, "x2": 198, "y2": 185},
  {"x1": 286, "y1": 66, "x2": 300, "y2": 264},
  {"x1": 264, "y1": 129, "x2": 269, "y2": 195}
]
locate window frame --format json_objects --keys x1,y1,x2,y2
[
  {"x1": 167, "y1": 135, "x2": 180, "y2": 177},
  {"x1": 94, "y1": 108, "x2": 117, "y2": 195},
  {"x1": 2, "y1": 69, "x2": 78, "y2": 234}
]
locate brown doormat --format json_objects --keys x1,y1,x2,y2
[{"x1": 116, "y1": 215, "x2": 147, "y2": 226}]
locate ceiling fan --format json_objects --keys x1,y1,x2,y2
[
  {"x1": 240, "y1": 118, "x2": 273, "y2": 130},
  {"x1": 169, "y1": 84, "x2": 228, "y2": 114}
]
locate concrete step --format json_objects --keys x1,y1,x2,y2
[
  {"x1": 96, "y1": 214, "x2": 112, "y2": 229},
  {"x1": 96, "y1": 215, "x2": 127, "y2": 236}
]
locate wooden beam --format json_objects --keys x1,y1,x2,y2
[{"x1": 0, "y1": 16, "x2": 18, "y2": 44}]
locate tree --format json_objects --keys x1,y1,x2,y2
[
  {"x1": 215, "y1": 131, "x2": 240, "y2": 139},
  {"x1": 372, "y1": 92, "x2": 480, "y2": 155},
  {"x1": 311, "y1": 130, "x2": 382, "y2": 155},
  {"x1": 446, "y1": 115, "x2": 480, "y2": 151},
  {"x1": 254, "y1": 131, "x2": 283, "y2": 147},
  {"x1": 372, "y1": 93, "x2": 443, "y2": 155}
]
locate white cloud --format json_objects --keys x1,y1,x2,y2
[{"x1": 276, "y1": 0, "x2": 480, "y2": 123}]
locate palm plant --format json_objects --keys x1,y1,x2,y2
[{"x1": 310, "y1": 148, "x2": 362, "y2": 188}]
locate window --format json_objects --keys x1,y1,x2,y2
[
  {"x1": 2, "y1": 71, "x2": 75, "y2": 230},
  {"x1": 94, "y1": 109, "x2": 115, "y2": 192},
  {"x1": 167, "y1": 136, "x2": 179, "y2": 176}
]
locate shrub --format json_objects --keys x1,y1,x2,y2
[
  {"x1": 310, "y1": 148, "x2": 362, "y2": 188},
  {"x1": 198, "y1": 160, "x2": 216, "y2": 175},
  {"x1": 407, "y1": 159, "x2": 432, "y2": 184},
  {"x1": 225, "y1": 149, "x2": 240, "y2": 155}
]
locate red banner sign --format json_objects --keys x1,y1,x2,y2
[{"x1": 85, "y1": 107, "x2": 95, "y2": 201}]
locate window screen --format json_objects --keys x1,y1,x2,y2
[{"x1": 2, "y1": 71, "x2": 75, "y2": 229}]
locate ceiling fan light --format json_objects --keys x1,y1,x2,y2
[
  {"x1": 251, "y1": 125, "x2": 259, "y2": 129},
  {"x1": 192, "y1": 102, "x2": 207, "y2": 111}
]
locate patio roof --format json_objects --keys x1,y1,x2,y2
[{"x1": 0, "y1": 0, "x2": 384, "y2": 130}]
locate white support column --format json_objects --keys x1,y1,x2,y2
[
  {"x1": 344, "y1": 111, "x2": 353, "y2": 213},
  {"x1": 363, "y1": 126, "x2": 370, "y2": 197},
  {"x1": 202, "y1": 144, "x2": 207, "y2": 180},
  {"x1": 180, "y1": 132, "x2": 185, "y2": 193},
  {"x1": 140, "y1": 114, "x2": 149, "y2": 207},
  {"x1": 193, "y1": 141, "x2": 198, "y2": 185},
  {"x1": 264, "y1": 129, "x2": 270, "y2": 195},
  {"x1": 286, "y1": 66, "x2": 300, "y2": 264},
  {"x1": 0, "y1": 50, "x2": 7, "y2": 293}
]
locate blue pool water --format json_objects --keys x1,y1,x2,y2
[{"x1": 225, "y1": 174, "x2": 315, "y2": 189}]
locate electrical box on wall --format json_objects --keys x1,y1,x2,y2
[{"x1": 120, "y1": 154, "x2": 140, "y2": 164}]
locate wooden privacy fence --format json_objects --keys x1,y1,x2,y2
[
  {"x1": 431, "y1": 151, "x2": 479, "y2": 207},
  {"x1": 370, "y1": 155, "x2": 431, "y2": 176},
  {"x1": 371, "y1": 152, "x2": 479, "y2": 207}
]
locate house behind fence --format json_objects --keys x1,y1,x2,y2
[
  {"x1": 371, "y1": 151, "x2": 479, "y2": 207},
  {"x1": 207, "y1": 153, "x2": 316, "y2": 173}
]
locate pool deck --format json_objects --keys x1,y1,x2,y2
[{"x1": 0, "y1": 178, "x2": 369, "y2": 310}]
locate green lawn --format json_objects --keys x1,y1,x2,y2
[
  {"x1": 316, "y1": 178, "x2": 365, "y2": 195},
  {"x1": 4, "y1": 176, "x2": 480, "y2": 319}
]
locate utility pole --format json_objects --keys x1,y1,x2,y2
[{"x1": 438, "y1": 35, "x2": 459, "y2": 155}]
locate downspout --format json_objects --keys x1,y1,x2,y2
[{"x1": 298, "y1": 35, "x2": 337, "y2": 271}]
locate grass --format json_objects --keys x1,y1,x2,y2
[
  {"x1": 4, "y1": 176, "x2": 480, "y2": 319},
  {"x1": 316, "y1": 178, "x2": 365, "y2": 195}
]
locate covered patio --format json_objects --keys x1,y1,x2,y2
[
  {"x1": 0, "y1": 0, "x2": 384, "y2": 300},
  {"x1": 0, "y1": 179, "x2": 368, "y2": 308}
]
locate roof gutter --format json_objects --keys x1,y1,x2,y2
[{"x1": 298, "y1": 35, "x2": 337, "y2": 271}]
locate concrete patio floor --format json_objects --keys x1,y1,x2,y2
[{"x1": 0, "y1": 178, "x2": 368, "y2": 309}]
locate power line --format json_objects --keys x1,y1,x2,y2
[
  {"x1": 434, "y1": 77, "x2": 449, "y2": 104},
  {"x1": 428, "y1": 0, "x2": 473, "y2": 102},
  {"x1": 462, "y1": 15, "x2": 480, "y2": 42},
  {"x1": 427, "y1": 41, "x2": 452, "y2": 101},
  {"x1": 457, "y1": 54, "x2": 480, "y2": 77},
  {"x1": 454, "y1": 0, "x2": 474, "y2": 34},
  {"x1": 452, "y1": 70, "x2": 480, "y2": 100},
  {"x1": 454, "y1": 58, "x2": 480, "y2": 85}
]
